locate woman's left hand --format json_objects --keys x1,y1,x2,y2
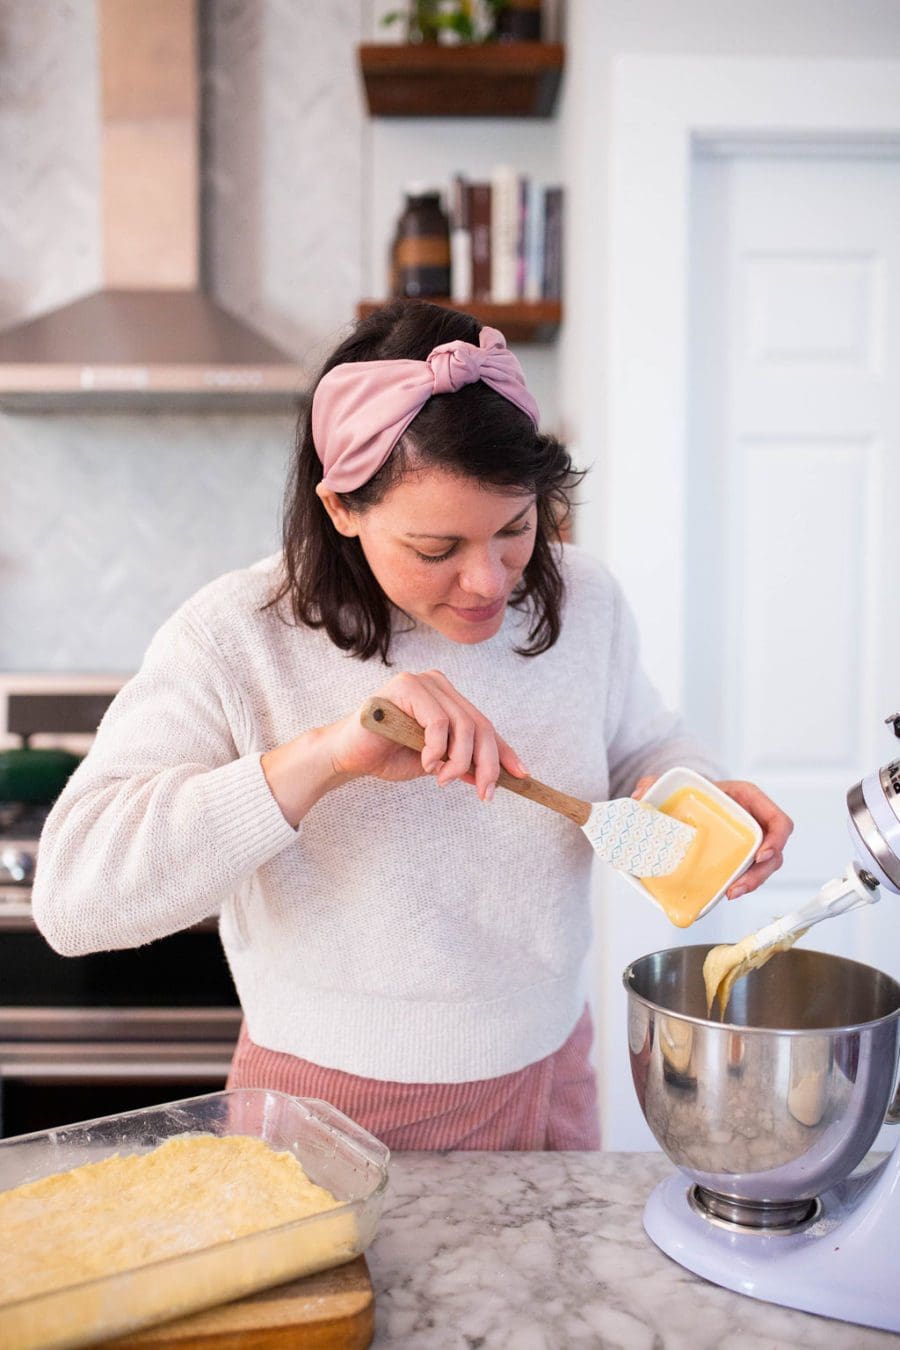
[{"x1": 631, "y1": 777, "x2": 793, "y2": 899}]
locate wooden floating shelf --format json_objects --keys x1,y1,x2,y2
[
  {"x1": 358, "y1": 42, "x2": 564, "y2": 118},
  {"x1": 356, "y1": 299, "x2": 562, "y2": 344}
]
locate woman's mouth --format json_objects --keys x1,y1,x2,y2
[{"x1": 447, "y1": 597, "x2": 506, "y2": 623}]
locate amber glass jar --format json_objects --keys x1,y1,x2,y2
[{"x1": 391, "y1": 190, "x2": 451, "y2": 299}]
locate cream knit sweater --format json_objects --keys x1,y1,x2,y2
[{"x1": 32, "y1": 546, "x2": 718, "y2": 1082}]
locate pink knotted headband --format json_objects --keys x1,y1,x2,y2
[{"x1": 312, "y1": 326, "x2": 540, "y2": 493}]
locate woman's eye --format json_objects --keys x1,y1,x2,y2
[
  {"x1": 415, "y1": 546, "x2": 457, "y2": 564},
  {"x1": 413, "y1": 523, "x2": 532, "y2": 563}
]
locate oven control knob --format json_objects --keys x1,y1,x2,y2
[{"x1": 0, "y1": 847, "x2": 34, "y2": 884}]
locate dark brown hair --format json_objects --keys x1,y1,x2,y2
[{"x1": 270, "y1": 300, "x2": 582, "y2": 663}]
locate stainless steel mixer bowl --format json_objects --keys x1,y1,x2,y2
[{"x1": 624, "y1": 946, "x2": 900, "y2": 1217}]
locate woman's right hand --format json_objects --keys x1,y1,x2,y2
[
  {"x1": 328, "y1": 670, "x2": 528, "y2": 803},
  {"x1": 262, "y1": 670, "x2": 527, "y2": 828}
]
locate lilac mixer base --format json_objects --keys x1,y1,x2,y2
[{"x1": 643, "y1": 1150, "x2": 900, "y2": 1333}]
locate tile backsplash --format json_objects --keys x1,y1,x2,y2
[
  {"x1": 0, "y1": 415, "x2": 292, "y2": 670},
  {"x1": 0, "y1": 0, "x2": 365, "y2": 672}
]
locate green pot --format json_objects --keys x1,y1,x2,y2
[{"x1": 0, "y1": 747, "x2": 83, "y2": 805}]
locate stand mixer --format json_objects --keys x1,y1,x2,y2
[{"x1": 623, "y1": 714, "x2": 900, "y2": 1332}]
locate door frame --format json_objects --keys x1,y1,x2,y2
[{"x1": 592, "y1": 56, "x2": 900, "y2": 1148}]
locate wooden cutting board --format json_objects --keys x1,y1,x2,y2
[{"x1": 102, "y1": 1256, "x2": 374, "y2": 1350}]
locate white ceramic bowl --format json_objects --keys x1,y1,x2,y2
[{"x1": 621, "y1": 766, "x2": 763, "y2": 924}]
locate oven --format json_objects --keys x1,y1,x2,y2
[{"x1": 0, "y1": 677, "x2": 241, "y2": 1137}]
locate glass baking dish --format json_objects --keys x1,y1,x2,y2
[{"x1": 0, "y1": 1089, "x2": 390, "y2": 1350}]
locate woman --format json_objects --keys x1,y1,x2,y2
[{"x1": 32, "y1": 301, "x2": 792, "y2": 1149}]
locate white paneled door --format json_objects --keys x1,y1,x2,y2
[{"x1": 687, "y1": 154, "x2": 900, "y2": 979}]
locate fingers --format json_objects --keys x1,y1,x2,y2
[
  {"x1": 377, "y1": 670, "x2": 525, "y2": 802},
  {"x1": 424, "y1": 671, "x2": 522, "y2": 799},
  {"x1": 378, "y1": 678, "x2": 451, "y2": 774},
  {"x1": 497, "y1": 735, "x2": 529, "y2": 780},
  {"x1": 437, "y1": 714, "x2": 475, "y2": 789},
  {"x1": 631, "y1": 776, "x2": 657, "y2": 800},
  {"x1": 468, "y1": 721, "x2": 500, "y2": 801},
  {"x1": 726, "y1": 853, "x2": 783, "y2": 898},
  {"x1": 461, "y1": 730, "x2": 530, "y2": 798},
  {"x1": 716, "y1": 780, "x2": 794, "y2": 899}
]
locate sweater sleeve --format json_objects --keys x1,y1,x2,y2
[
  {"x1": 604, "y1": 575, "x2": 723, "y2": 799},
  {"x1": 31, "y1": 612, "x2": 298, "y2": 956}
]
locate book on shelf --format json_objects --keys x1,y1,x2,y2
[
  {"x1": 449, "y1": 173, "x2": 472, "y2": 304},
  {"x1": 467, "y1": 181, "x2": 492, "y2": 301},
  {"x1": 490, "y1": 165, "x2": 519, "y2": 304},
  {"x1": 542, "y1": 185, "x2": 563, "y2": 301},
  {"x1": 446, "y1": 172, "x2": 563, "y2": 307},
  {"x1": 522, "y1": 179, "x2": 546, "y2": 302}
]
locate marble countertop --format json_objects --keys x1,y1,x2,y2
[{"x1": 366, "y1": 1151, "x2": 898, "y2": 1349}]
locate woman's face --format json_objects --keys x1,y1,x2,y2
[{"x1": 319, "y1": 468, "x2": 538, "y2": 644}]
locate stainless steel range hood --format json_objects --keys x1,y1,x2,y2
[{"x1": 0, "y1": 0, "x2": 309, "y2": 413}]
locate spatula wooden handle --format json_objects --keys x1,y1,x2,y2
[{"x1": 359, "y1": 697, "x2": 590, "y2": 827}]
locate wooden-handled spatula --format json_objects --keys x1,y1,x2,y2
[{"x1": 359, "y1": 698, "x2": 696, "y2": 877}]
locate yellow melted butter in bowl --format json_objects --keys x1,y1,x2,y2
[{"x1": 639, "y1": 786, "x2": 757, "y2": 928}]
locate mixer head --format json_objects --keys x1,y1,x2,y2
[{"x1": 846, "y1": 713, "x2": 900, "y2": 895}]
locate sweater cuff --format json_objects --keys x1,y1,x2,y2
[{"x1": 195, "y1": 753, "x2": 298, "y2": 877}]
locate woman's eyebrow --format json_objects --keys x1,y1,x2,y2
[{"x1": 404, "y1": 503, "x2": 533, "y2": 541}]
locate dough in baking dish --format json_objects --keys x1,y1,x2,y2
[{"x1": 0, "y1": 1133, "x2": 359, "y2": 1350}]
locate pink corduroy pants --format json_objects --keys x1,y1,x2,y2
[{"x1": 226, "y1": 1005, "x2": 601, "y2": 1151}]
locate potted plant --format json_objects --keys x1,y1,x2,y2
[{"x1": 380, "y1": 0, "x2": 508, "y2": 44}]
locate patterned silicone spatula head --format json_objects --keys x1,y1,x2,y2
[{"x1": 581, "y1": 798, "x2": 696, "y2": 876}]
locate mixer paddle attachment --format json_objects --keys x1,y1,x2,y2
[{"x1": 703, "y1": 862, "x2": 881, "y2": 1018}]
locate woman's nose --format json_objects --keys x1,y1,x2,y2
[{"x1": 457, "y1": 549, "x2": 507, "y2": 598}]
